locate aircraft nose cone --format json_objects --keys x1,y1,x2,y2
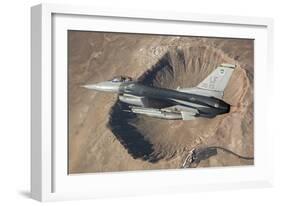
[
  {"x1": 81, "y1": 81, "x2": 121, "y2": 93},
  {"x1": 81, "y1": 84, "x2": 100, "y2": 90}
]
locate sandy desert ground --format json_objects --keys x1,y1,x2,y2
[{"x1": 68, "y1": 31, "x2": 254, "y2": 174}]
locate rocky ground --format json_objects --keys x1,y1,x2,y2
[{"x1": 68, "y1": 31, "x2": 254, "y2": 174}]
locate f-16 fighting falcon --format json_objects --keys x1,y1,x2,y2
[{"x1": 83, "y1": 63, "x2": 235, "y2": 120}]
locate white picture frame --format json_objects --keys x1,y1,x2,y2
[{"x1": 31, "y1": 3, "x2": 274, "y2": 202}]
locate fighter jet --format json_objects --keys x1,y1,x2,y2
[{"x1": 83, "y1": 63, "x2": 235, "y2": 120}]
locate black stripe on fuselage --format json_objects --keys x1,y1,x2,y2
[{"x1": 119, "y1": 82, "x2": 230, "y2": 116}]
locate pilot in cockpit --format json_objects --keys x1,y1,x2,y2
[{"x1": 111, "y1": 76, "x2": 133, "y2": 83}]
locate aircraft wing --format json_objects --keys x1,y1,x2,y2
[
  {"x1": 180, "y1": 111, "x2": 196, "y2": 120},
  {"x1": 162, "y1": 105, "x2": 197, "y2": 120},
  {"x1": 127, "y1": 105, "x2": 198, "y2": 120}
]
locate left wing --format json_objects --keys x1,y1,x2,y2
[{"x1": 127, "y1": 105, "x2": 198, "y2": 120}]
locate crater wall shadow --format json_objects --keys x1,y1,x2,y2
[{"x1": 107, "y1": 51, "x2": 178, "y2": 162}]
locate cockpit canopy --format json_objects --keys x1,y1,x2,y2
[{"x1": 110, "y1": 75, "x2": 133, "y2": 83}]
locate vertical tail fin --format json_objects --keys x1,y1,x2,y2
[{"x1": 197, "y1": 63, "x2": 235, "y2": 92}]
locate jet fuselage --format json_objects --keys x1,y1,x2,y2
[
  {"x1": 119, "y1": 82, "x2": 230, "y2": 118},
  {"x1": 83, "y1": 63, "x2": 235, "y2": 120}
]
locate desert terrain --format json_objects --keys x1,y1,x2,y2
[{"x1": 68, "y1": 31, "x2": 254, "y2": 174}]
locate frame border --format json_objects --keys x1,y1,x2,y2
[{"x1": 31, "y1": 3, "x2": 274, "y2": 201}]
